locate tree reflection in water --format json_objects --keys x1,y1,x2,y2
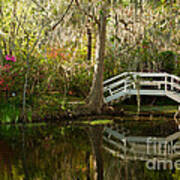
[
  {"x1": 21, "y1": 125, "x2": 30, "y2": 180},
  {"x1": 88, "y1": 126, "x2": 104, "y2": 180}
]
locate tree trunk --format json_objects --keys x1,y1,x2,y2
[
  {"x1": 87, "y1": 21, "x2": 92, "y2": 61},
  {"x1": 85, "y1": 4, "x2": 107, "y2": 114}
]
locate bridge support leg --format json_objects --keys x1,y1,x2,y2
[{"x1": 124, "y1": 81, "x2": 127, "y2": 92}]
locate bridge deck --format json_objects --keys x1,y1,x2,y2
[{"x1": 128, "y1": 89, "x2": 165, "y2": 96}]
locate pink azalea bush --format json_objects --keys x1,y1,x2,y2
[
  {"x1": 5, "y1": 55, "x2": 16, "y2": 62},
  {"x1": 0, "y1": 55, "x2": 17, "y2": 94}
]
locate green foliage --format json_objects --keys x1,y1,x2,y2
[
  {"x1": 157, "y1": 51, "x2": 176, "y2": 73},
  {"x1": 69, "y1": 65, "x2": 93, "y2": 97},
  {"x1": 0, "y1": 100, "x2": 20, "y2": 124}
]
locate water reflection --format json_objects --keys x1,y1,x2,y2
[
  {"x1": 0, "y1": 125, "x2": 92, "y2": 179},
  {"x1": 0, "y1": 120, "x2": 179, "y2": 179},
  {"x1": 88, "y1": 126, "x2": 104, "y2": 180},
  {"x1": 103, "y1": 127, "x2": 180, "y2": 161}
]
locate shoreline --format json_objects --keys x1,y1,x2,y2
[{"x1": 0, "y1": 110, "x2": 177, "y2": 126}]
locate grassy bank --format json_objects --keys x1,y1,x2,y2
[
  {"x1": 117, "y1": 105, "x2": 178, "y2": 115},
  {"x1": 0, "y1": 93, "x2": 179, "y2": 124}
]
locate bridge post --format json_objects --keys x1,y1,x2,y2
[
  {"x1": 108, "y1": 88, "x2": 113, "y2": 96},
  {"x1": 165, "y1": 75, "x2": 167, "y2": 92},
  {"x1": 133, "y1": 74, "x2": 136, "y2": 89},
  {"x1": 171, "y1": 77, "x2": 174, "y2": 91},
  {"x1": 124, "y1": 80, "x2": 127, "y2": 92}
]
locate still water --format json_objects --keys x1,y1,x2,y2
[{"x1": 0, "y1": 119, "x2": 179, "y2": 180}]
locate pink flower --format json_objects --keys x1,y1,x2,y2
[
  {"x1": 3, "y1": 64, "x2": 11, "y2": 71},
  {"x1": 5, "y1": 55, "x2": 16, "y2": 62},
  {"x1": 2, "y1": 84, "x2": 9, "y2": 91},
  {"x1": 4, "y1": 64, "x2": 11, "y2": 68}
]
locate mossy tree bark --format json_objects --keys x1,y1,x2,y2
[{"x1": 84, "y1": 2, "x2": 108, "y2": 114}]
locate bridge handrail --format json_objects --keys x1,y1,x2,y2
[
  {"x1": 103, "y1": 72, "x2": 170, "y2": 85},
  {"x1": 104, "y1": 72, "x2": 170, "y2": 92},
  {"x1": 103, "y1": 72, "x2": 128, "y2": 85},
  {"x1": 133, "y1": 72, "x2": 168, "y2": 77},
  {"x1": 113, "y1": 83, "x2": 132, "y2": 94},
  {"x1": 103, "y1": 72, "x2": 180, "y2": 103},
  {"x1": 167, "y1": 73, "x2": 180, "y2": 82},
  {"x1": 104, "y1": 72, "x2": 180, "y2": 90},
  {"x1": 104, "y1": 77, "x2": 131, "y2": 91}
]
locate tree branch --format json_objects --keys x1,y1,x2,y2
[
  {"x1": 75, "y1": 0, "x2": 100, "y2": 26},
  {"x1": 31, "y1": 0, "x2": 49, "y2": 15},
  {"x1": 52, "y1": 0, "x2": 74, "y2": 30},
  {"x1": 119, "y1": 19, "x2": 134, "y2": 31}
]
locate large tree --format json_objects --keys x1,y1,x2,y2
[{"x1": 81, "y1": 1, "x2": 109, "y2": 114}]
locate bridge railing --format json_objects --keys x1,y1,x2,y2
[
  {"x1": 104, "y1": 72, "x2": 180, "y2": 99},
  {"x1": 103, "y1": 72, "x2": 128, "y2": 86}
]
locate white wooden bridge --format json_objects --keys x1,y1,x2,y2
[{"x1": 103, "y1": 72, "x2": 180, "y2": 103}]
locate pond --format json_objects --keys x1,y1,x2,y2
[{"x1": 0, "y1": 118, "x2": 179, "y2": 180}]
